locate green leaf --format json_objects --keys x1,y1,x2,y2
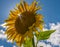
[
  {"x1": 37, "y1": 30, "x2": 55, "y2": 40},
  {"x1": 24, "y1": 38, "x2": 32, "y2": 47}
]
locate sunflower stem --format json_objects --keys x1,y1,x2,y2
[{"x1": 32, "y1": 36, "x2": 35, "y2": 47}]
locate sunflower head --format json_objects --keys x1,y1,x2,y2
[{"x1": 4, "y1": 0, "x2": 44, "y2": 46}]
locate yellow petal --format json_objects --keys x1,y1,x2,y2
[
  {"x1": 18, "y1": 3, "x2": 24, "y2": 12},
  {"x1": 11, "y1": 33, "x2": 17, "y2": 42},
  {"x1": 5, "y1": 19, "x2": 15, "y2": 23},
  {"x1": 4, "y1": 22, "x2": 14, "y2": 26},
  {"x1": 8, "y1": 31, "x2": 15, "y2": 40},
  {"x1": 5, "y1": 27, "x2": 14, "y2": 34},
  {"x1": 34, "y1": 6, "x2": 42, "y2": 11},
  {"x1": 35, "y1": 14, "x2": 43, "y2": 21},
  {"x1": 28, "y1": 29, "x2": 33, "y2": 38},
  {"x1": 38, "y1": 24, "x2": 43, "y2": 31},
  {"x1": 29, "y1": 1, "x2": 37, "y2": 11},
  {"x1": 16, "y1": 35, "x2": 20, "y2": 41},
  {"x1": 16, "y1": 37, "x2": 24, "y2": 46},
  {"x1": 23, "y1": 1, "x2": 29, "y2": 11},
  {"x1": 10, "y1": 10, "x2": 18, "y2": 18},
  {"x1": 35, "y1": 31, "x2": 39, "y2": 35}
]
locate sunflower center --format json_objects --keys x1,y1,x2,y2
[{"x1": 15, "y1": 11, "x2": 36, "y2": 35}]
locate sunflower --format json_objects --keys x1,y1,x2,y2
[{"x1": 5, "y1": 0, "x2": 44, "y2": 47}]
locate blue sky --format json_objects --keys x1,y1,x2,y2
[
  {"x1": 0, "y1": 0, "x2": 60, "y2": 24},
  {"x1": 0, "y1": 0, "x2": 60, "y2": 47}
]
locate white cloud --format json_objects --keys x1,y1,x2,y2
[
  {"x1": 43, "y1": 28, "x2": 48, "y2": 31},
  {"x1": 0, "y1": 23, "x2": 7, "y2": 28},
  {"x1": 47, "y1": 22, "x2": 60, "y2": 46},
  {"x1": 46, "y1": 44, "x2": 52, "y2": 47},
  {"x1": 0, "y1": 23, "x2": 13, "y2": 43},
  {"x1": 37, "y1": 42, "x2": 52, "y2": 47},
  {"x1": 7, "y1": 40, "x2": 13, "y2": 43},
  {"x1": 38, "y1": 22, "x2": 60, "y2": 47},
  {"x1": 0, "y1": 46, "x2": 4, "y2": 47},
  {"x1": 13, "y1": 45, "x2": 16, "y2": 47},
  {"x1": 49, "y1": 22, "x2": 60, "y2": 30},
  {"x1": 0, "y1": 30, "x2": 15, "y2": 47},
  {"x1": 0, "y1": 22, "x2": 60, "y2": 47},
  {"x1": 0, "y1": 30, "x2": 7, "y2": 39},
  {"x1": 0, "y1": 30, "x2": 13, "y2": 43},
  {"x1": 37, "y1": 42, "x2": 46, "y2": 47}
]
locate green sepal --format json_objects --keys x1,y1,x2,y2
[
  {"x1": 36, "y1": 30, "x2": 55, "y2": 41},
  {"x1": 23, "y1": 38, "x2": 32, "y2": 47}
]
